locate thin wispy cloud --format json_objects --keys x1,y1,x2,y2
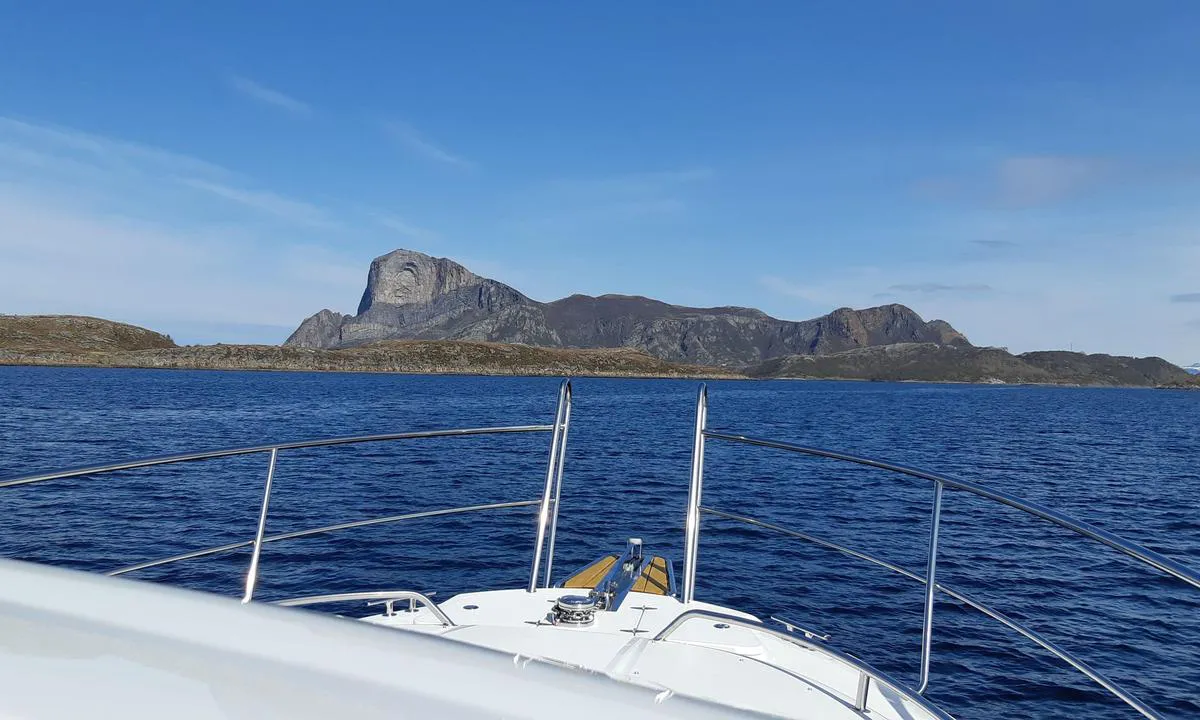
[
  {"x1": 281, "y1": 244, "x2": 366, "y2": 290},
  {"x1": 0, "y1": 187, "x2": 363, "y2": 333},
  {"x1": 180, "y1": 177, "x2": 336, "y2": 229},
  {"x1": 518, "y1": 166, "x2": 715, "y2": 229},
  {"x1": 910, "y1": 177, "x2": 962, "y2": 202},
  {"x1": 915, "y1": 156, "x2": 1112, "y2": 209},
  {"x1": 972, "y1": 239, "x2": 1018, "y2": 249},
  {"x1": 0, "y1": 116, "x2": 230, "y2": 178},
  {"x1": 757, "y1": 213, "x2": 1200, "y2": 364},
  {"x1": 0, "y1": 118, "x2": 368, "y2": 339},
  {"x1": 374, "y1": 213, "x2": 438, "y2": 242},
  {"x1": 889, "y1": 282, "x2": 993, "y2": 294},
  {"x1": 760, "y1": 275, "x2": 825, "y2": 303},
  {"x1": 383, "y1": 121, "x2": 473, "y2": 169},
  {"x1": 228, "y1": 75, "x2": 311, "y2": 116},
  {"x1": 995, "y1": 156, "x2": 1109, "y2": 207},
  {"x1": 550, "y1": 167, "x2": 715, "y2": 195}
]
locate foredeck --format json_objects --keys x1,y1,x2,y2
[{"x1": 362, "y1": 588, "x2": 946, "y2": 720}]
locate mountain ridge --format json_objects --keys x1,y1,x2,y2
[
  {"x1": 2, "y1": 315, "x2": 1191, "y2": 387},
  {"x1": 748, "y1": 344, "x2": 1190, "y2": 386},
  {"x1": 1, "y1": 338, "x2": 737, "y2": 378},
  {"x1": 286, "y1": 249, "x2": 970, "y2": 366}
]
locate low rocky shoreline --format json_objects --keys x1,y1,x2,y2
[
  {"x1": 0, "y1": 341, "x2": 744, "y2": 379},
  {"x1": 1156, "y1": 379, "x2": 1200, "y2": 391},
  {"x1": 2, "y1": 315, "x2": 1195, "y2": 387}
]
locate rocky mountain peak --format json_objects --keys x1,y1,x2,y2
[
  {"x1": 927, "y1": 319, "x2": 971, "y2": 346},
  {"x1": 287, "y1": 248, "x2": 974, "y2": 365},
  {"x1": 284, "y1": 309, "x2": 347, "y2": 349},
  {"x1": 357, "y1": 249, "x2": 483, "y2": 315}
]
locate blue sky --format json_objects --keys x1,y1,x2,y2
[{"x1": 1, "y1": 2, "x2": 1199, "y2": 363}]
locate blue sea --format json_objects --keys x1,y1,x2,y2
[{"x1": 1, "y1": 366, "x2": 1197, "y2": 719}]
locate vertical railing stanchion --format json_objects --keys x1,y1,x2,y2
[
  {"x1": 529, "y1": 380, "x2": 569, "y2": 592},
  {"x1": 855, "y1": 672, "x2": 870, "y2": 711},
  {"x1": 918, "y1": 479, "x2": 944, "y2": 693},
  {"x1": 682, "y1": 384, "x2": 708, "y2": 604},
  {"x1": 242, "y1": 447, "x2": 278, "y2": 603},
  {"x1": 542, "y1": 381, "x2": 573, "y2": 588}
]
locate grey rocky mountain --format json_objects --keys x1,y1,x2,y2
[
  {"x1": 285, "y1": 249, "x2": 972, "y2": 366},
  {"x1": 748, "y1": 344, "x2": 1192, "y2": 386}
]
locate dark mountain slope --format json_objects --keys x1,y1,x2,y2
[
  {"x1": 747, "y1": 343, "x2": 1193, "y2": 386},
  {"x1": 286, "y1": 249, "x2": 969, "y2": 366}
]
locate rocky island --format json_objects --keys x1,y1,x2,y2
[
  {"x1": 0, "y1": 316, "x2": 738, "y2": 378},
  {"x1": 287, "y1": 249, "x2": 969, "y2": 366},
  {"x1": 2, "y1": 248, "x2": 1195, "y2": 387}
]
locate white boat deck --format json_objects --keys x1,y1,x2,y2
[
  {"x1": 363, "y1": 588, "x2": 942, "y2": 720},
  {"x1": 0, "y1": 559, "x2": 770, "y2": 720}
]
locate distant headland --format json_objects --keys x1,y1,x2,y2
[{"x1": 2, "y1": 249, "x2": 1196, "y2": 388}]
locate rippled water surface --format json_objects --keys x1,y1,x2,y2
[{"x1": 1, "y1": 367, "x2": 1197, "y2": 719}]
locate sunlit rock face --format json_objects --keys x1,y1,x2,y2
[{"x1": 285, "y1": 248, "x2": 971, "y2": 366}]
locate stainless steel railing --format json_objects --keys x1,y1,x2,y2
[
  {"x1": 655, "y1": 608, "x2": 955, "y2": 720},
  {"x1": 275, "y1": 590, "x2": 454, "y2": 626},
  {"x1": 530, "y1": 379, "x2": 572, "y2": 591},
  {"x1": 107, "y1": 500, "x2": 542, "y2": 577},
  {"x1": 0, "y1": 380, "x2": 573, "y2": 602},
  {"x1": 680, "y1": 384, "x2": 1200, "y2": 720}
]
